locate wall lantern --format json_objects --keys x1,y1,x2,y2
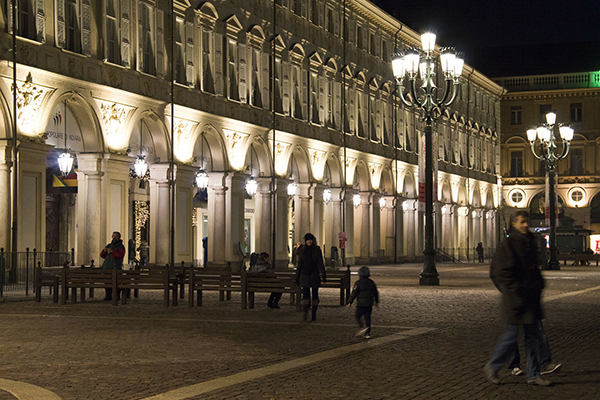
[
  {"x1": 353, "y1": 194, "x2": 361, "y2": 208},
  {"x1": 57, "y1": 101, "x2": 74, "y2": 175},
  {"x1": 379, "y1": 197, "x2": 387, "y2": 209},
  {"x1": 195, "y1": 132, "x2": 209, "y2": 189},
  {"x1": 323, "y1": 188, "x2": 332, "y2": 204}
]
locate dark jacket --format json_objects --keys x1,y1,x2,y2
[
  {"x1": 348, "y1": 277, "x2": 379, "y2": 307},
  {"x1": 100, "y1": 239, "x2": 126, "y2": 270},
  {"x1": 490, "y1": 229, "x2": 544, "y2": 325},
  {"x1": 296, "y1": 244, "x2": 326, "y2": 288},
  {"x1": 250, "y1": 260, "x2": 272, "y2": 274}
]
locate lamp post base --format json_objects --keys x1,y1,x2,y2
[
  {"x1": 419, "y1": 250, "x2": 439, "y2": 286},
  {"x1": 545, "y1": 259, "x2": 561, "y2": 271},
  {"x1": 419, "y1": 274, "x2": 440, "y2": 285}
]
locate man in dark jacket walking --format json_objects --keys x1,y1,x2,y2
[
  {"x1": 484, "y1": 211, "x2": 550, "y2": 386},
  {"x1": 348, "y1": 266, "x2": 379, "y2": 339},
  {"x1": 295, "y1": 233, "x2": 327, "y2": 322}
]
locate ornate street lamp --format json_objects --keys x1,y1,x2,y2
[
  {"x1": 392, "y1": 33, "x2": 464, "y2": 285},
  {"x1": 323, "y1": 188, "x2": 332, "y2": 204},
  {"x1": 379, "y1": 196, "x2": 387, "y2": 209},
  {"x1": 130, "y1": 120, "x2": 150, "y2": 188},
  {"x1": 353, "y1": 194, "x2": 361, "y2": 208},
  {"x1": 195, "y1": 132, "x2": 209, "y2": 189},
  {"x1": 245, "y1": 147, "x2": 258, "y2": 197},
  {"x1": 287, "y1": 182, "x2": 297, "y2": 197},
  {"x1": 57, "y1": 101, "x2": 74, "y2": 175},
  {"x1": 527, "y1": 111, "x2": 573, "y2": 270}
]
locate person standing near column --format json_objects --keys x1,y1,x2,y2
[
  {"x1": 295, "y1": 233, "x2": 327, "y2": 322},
  {"x1": 484, "y1": 211, "x2": 550, "y2": 386},
  {"x1": 100, "y1": 231, "x2": 126, "y2": 301}
]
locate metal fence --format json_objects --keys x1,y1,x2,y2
[{"x1": 0, "y1": 248, "x2": 74, "y2": 296}]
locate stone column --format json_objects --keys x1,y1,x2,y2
[
  {"x1": 149, "y1": 164, "x2": 171, "y2": 266},
  {"x1": 274, "y1": 178, "x2": 290, "y2": 269},
  {"x1": 225, "y1": 173, "x2": 246, "y2": 272},
  {"x1": 404, "y1": 200, "x2": 416, "y2": 258},
  {"x1": 327, "y1": 188, "x2": 342, "y2": 265},
  {"x1": 359, "y1": 192, "x2": 372, "y2": 263},
  {"x1": 174, "y1": 164, "x2": 196, "y2": 263},
  {"x1": 343, "y1": 188, "x2": 356, "y2": 265},
  {"x1": 296, "y1": 183, "x2": 313, "y2": 241},
  {"x1": 77, "y1": 153, "x2": 104, "y2": 265},
  {"x1": 207, "y1": 173, "x2": 227, "y2": 268},
  {"x1": 0, "y1": 141, "x2": 11, "y2": 252},
  {"x1": 255, "y1": 178, "x2": 272, "y2": 256},
  {"x1": 370, "y1": 193, "x2": 382, "y2": 263}
]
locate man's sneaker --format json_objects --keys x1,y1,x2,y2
[
  {"x1": 527, "y1": 376, "x2": 552, "y2": 386},
  {"x1": 511, "y1": 366, "x2": 524, "y2": 376},
  {"x1": 484, "y1": 364, "x2": 500, "y2": 384},
  {"x1": 541, "y1": 363, "x2": 562, "y2": 375},
  {"x1": 355, "y1": 327, "x2": 368, "y2": 337},
  {"x1": 364, "y1": 334, "x2": 371, "y2": 339}
]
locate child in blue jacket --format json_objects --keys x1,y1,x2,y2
[{"x1": 348, "y1": 266, "x2": 379, "y2": 339}]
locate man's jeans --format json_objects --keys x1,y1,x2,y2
[
  {"x1": 508, "y1": 320, "x2": 552, "y2": 370},
  {"x1": 488, "y1": 323, "x2": 544, "y2": 380}
]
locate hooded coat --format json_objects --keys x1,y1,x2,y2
[
  {"x1": 490, "y1": 228, "x2": 544, "y2": 325},
  {"x1": 296, "y1": 243, "x2": 326, "y2": 288},
  {"x1": 100, "y1": 239, "x2": 126, "y2": 270}
]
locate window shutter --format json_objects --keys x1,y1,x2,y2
[
  {"x1": 36, "y1": 0, "x2": 46, "y2": 43},
  {"x1": 7, "y1": 0, "x2": 13, "y2": 34},
  {"x1": 137, "y1": 3, "x2": 143, "y2": 72},
  {"x1": 186, "y1": 21, "x2": 195, "y2": 86},
  {"x1": 282, "y1": 60, "x2": 290, "y2": 115},
  {"x1": 333, "y1": 9, "x2": 339, "y2": 36},
  {"x1": 121, "y1": 0, "x2": 131, "y2": 68},
  {"x1": 82, "y1": 0, "x2": 92, "y2": 56},
  {"x1": 349, "y1": 88, "x2": 355, "y2": 134},
  {"x1": 238, "y1": 43, "x2": 247, "y2": 103},
  {"x1": 57, "y1": 0, "x2": 66, "y2": 49},
  {"x1": 318, "y1": 75, "x2": 324, "y2": 124},
  {"x1": 348, "y1": 18, "x2": 354, "y2": 44},
  {"x1": 214, "y1": 32, "x2": 224, "y2": 96},
  {"x1": 302, "y1": 67, "x2": 307, "y2": 120},
  {"x1": 334, "y1": 81, "x2": 341, "y2": 129},
  {"x1": 318, "y1": 3, "x2": 324, "y2": 28},
  {"x1": 261, "y1": 52, "x2": 270, "y2": 109},
  {"x1": 156, "y1": 8, "x2": 164, "y2": 78}
]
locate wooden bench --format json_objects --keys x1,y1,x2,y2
[
  {"x1": 558, "y1": 253, "x2": 600, "y2": 266},
  {"x1": 188, "y1": 267, "x2": 242, "y2": 307},
  {"x1": 61, "y1": 267, "x2": 115, "y2": 305},
  {"x1": 320, "y1": 265, "x2": 352, "y2": 305},
  {"x1": 241, "y1": 270, "x2": 301, "y2": 310},
  {"x1": 34, "y1": 263, "x2": 61, "y2": 303},
  {"x1": 116, "y1": 268, "x2": 173, "y2": 307}
]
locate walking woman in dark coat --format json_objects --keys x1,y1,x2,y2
[{"x1": 295, "y1": 233, "x2": 327, "y2": 321}]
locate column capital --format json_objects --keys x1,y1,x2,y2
[
  {"x1": 150, "y1": 163, "x2": 174, "y2": 183},
  {"x1": 76, "y1": 153, "x2": 104, "y2": 175}
]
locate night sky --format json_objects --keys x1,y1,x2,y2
[{"x1": 371, "y1": 0, "x2": 600, "y2": 77}]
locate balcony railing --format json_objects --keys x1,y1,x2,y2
[{"x1": 494, "y1": 71, "x2": 600, "y2": 91}]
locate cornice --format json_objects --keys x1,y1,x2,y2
[{"x1": 502, "y1": 87, "x2": 600, "y2": 101}]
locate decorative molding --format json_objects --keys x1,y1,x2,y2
[
  {"x1": 95, "y1": 99, "x2": 135, "y2": 148},
  {"x1": 368, "y1": 161, "x2": 382, "y2": 190},
  {"x1": 12, "y1": 73, "x2": 46, "y2": 136},
  {"x1": 308, "y1": 148, "x2": 327, "y2": 181}
]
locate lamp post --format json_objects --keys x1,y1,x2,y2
[
  {"x1": 526, "y1": 111, "x2": 573, "y2": 270},
  {"x1": 392, "y1": 33, "x2": 464, "y2": 285}
]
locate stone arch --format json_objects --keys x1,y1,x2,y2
[
  {"x1": 457, "y1": 184, "x2": 468, "y2": 206},
  {"x1": 380, "y1": 166, "x2": 394, "y2": 195},
  {"x1": 590, "y1": 192, "x2": 600, "y2": 223},
  {"x1": 43, "y1": 91, "x2": 104, "y2": 153},
  {"x1": 440, "y1": 179, "x2": 452, "y2": 204},
  {"x1": 353, "y1": 159, "x2": 371, "y2": 192},
  {"x1": 190, "y1": 124, "x2": 229, "y2": 172},
  {"x1": 197, "y1": 1, "x2": 218, "y2": 18},
  {"x1": 403, "y1": 170, "x2": 416, "y2": 198},
  {"x1": 0, "y1": 86, "x2": 13, "y2": 140},
  {"x1": 325, "y1": 57, "x2": 338, "y2": 71},
  {"x1": 243, "y1": 135, "x2": 272, "y2": 178},
  {"x1": 324, "y1": 153, "x2": 342, "y2": 188},
  {"x1": 125, "y1": 110, "x2": 170, "y2": 164},
  {"x1": 290, "y1": 43, "x2": 305, "y2": 58},
  {"x1": 471, "y1": 185, "x2": 481, "y2": 207},
  {"x1": 287, "y1": 144, "x2": 311, "y2": 183}
]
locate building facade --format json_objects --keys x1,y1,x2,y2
[
  {"x1": 497, "y1": 71, "x2": 600, "y2": 252},
  {"x1": 0, "y1": 0, "x2": 502, "y2": 270}
]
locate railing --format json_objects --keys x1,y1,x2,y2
[
  {"x1": 494, "y1": 71, "x2": 600, "y2": 91},
  {"x1": 436, "y1": 247, "x2": 495, "y2": 263},
  {"x1": 0, "y1": 248, "x2": 74, "y2": 296}
]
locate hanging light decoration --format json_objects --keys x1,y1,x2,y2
[
  {"x1": 57, "y1": 101, "x2": 74, "y2": 175},
  {"x1": 353, "y1": 193, "x2": 361, "y2": 208},
  {"x1": 323, "y1": 188, "x2": 332, "y2": 204},
  {"x1": 130, "y1": 120, "x2": 150, "y2": 187},
  {"x1": 379, "y1": 197, "x2": 387, "y2": 209},
  {"x1": 195, "y1": 133, "x2": 209, "y2": 189},
  {"x1": 287, "y1": 182, "x2": 297, "y2": 197},
  {"x1": 245, "y1": 145, "x2": 258, "y2": 197}
]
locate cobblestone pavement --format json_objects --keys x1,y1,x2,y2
[{"x1": 0, "y1": 263, "x2": 599, "y2": 399}]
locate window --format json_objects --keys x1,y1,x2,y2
[
  {"x1": 369, "y1": 96, "x2": 376, "y2": 141},
  {"x1": 570, "y1": 103, "x2": 582, "y2": 122},
  {"x1": 66, "y1": 0, "x2": 81, "y2": 53},
  {"x1": 273, "y1": 57, "x2": 282, "y2": 113},
  {"x1": 250, "y1": 48, "x2": 262, "y2": 107},
  {"x1": 292, "y1": 0, "x2": 301, "y2": 15},
  {"x1": 139, "y1": 3, "x2": 155, "y2": 75},
  {"x1": 356, "y1": 26, "x2": 363, "y2": 49},
  {"x1": 105, "y1": 0, "x2": 120, "y2": 64},
  {"x1": 226, "y1": 41, "x2": 238, "y2": 100},
  {"x1": 539, "y1": 104, "x2": 552, "y2": 123},
  {"x1": 292, "y1": 64, "x2": 302, "y2": 119},
  {"x1": 327, "y1": 80, "x2": 334, "y2": 128},
  {"x1": 569, "y1": 148, "x2": 584, "y2": 176},
  {"x1": 201, "y1": 28, "x2": 214, "y2": 93},
  {"x1": 326, "y1": 7, "x2": 334, "y2": 33},
  {"x1": 510, "y1": 151, "x2": 523, "y2": 177},
  {"x1": 370, "y1": 32, "x2": 376, "y2": 56},
  {"x1": 14, "y1": 0, "x2": 37, "y2": 40},
  {"x1": 310, "y1": 72, "x2": 319, "y2": 124},
  {"x1": 511, "y1": 190, "x2": 524, "y2": 204},
  {"x1": 571, "y1": 189, "x2": 584, "y2": 202},
  {"x1": 174, "y1": 18, "x2": 185, "y2": 84},
  {"x1": 309, "y1": 0, "x2": 318, "y2": 25},
  {"x1": 382, "y1": 40, "x2": 388, "y2": 62},
  {"x1": 510, "y1": 106, "x2": 522, "y2": 125}
]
